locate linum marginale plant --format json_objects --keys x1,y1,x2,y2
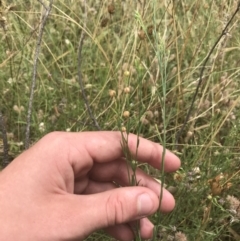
[
  {"x1": 1, "y1": 0, "x2": 240, "y2": 240},
  {"x1": 119, "y1": 1, "x2": 171, "y2": 240}
]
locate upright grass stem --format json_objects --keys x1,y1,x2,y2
[
  {"x1": 150, "y1": 1, "x2": 169, "y2": 239},
  {"x1": 25, "y1": 0, "x2": 53, "y2": 149}
]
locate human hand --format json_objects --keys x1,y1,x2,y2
[{"x1": 0, "y1": 131, "x2": 180, "y2": 241}]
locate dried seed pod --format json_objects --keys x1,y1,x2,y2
[
  {"x1": 173, "y1": 172, "x2": 185, "y2": 182},
  {"x1": 109, "y1": 89, "x2": 116, "y2": 97},
  {"x1": 210, "y1": 180, "x2": 223, "y2": 196},
  {"x1": 124, "y1": 70, "x2": 130, "y2": 76},
  {"x1": 140, "y1": 117, "x2": 149, "y2": 125},
  {"x1": 121, "y1": 126, "x2": 126, "y2": 132},
  {"x1": 147, "y1": 25, "x2": 153, "y2": 36},
  {"x1": 108, "y1": 4, "x2": 115, "y2": 15},
  {"x1": 138, "y1": 30, "x2": 145, "y2": 40},
  {"x1": 154, "y1": 110, "x2": 159, "y2": 117},
  {"x1": 122, "y1": 63, "x2": 129, "y2": 71},
  {"x1": 186, "y1": 131, "x2": 193, "y2": 138},
  {"x1": 208, "y1": 173, "x2": 231, "y2": 196},
  {"x1": 145, "y1": 110, "x2": 154, "y2": 120},
  {"x1": 101, "y1": 18, "x2": 109, "y2": 27},
  {"x1": 123, "y1": 111, "x2": 130, "y2": 118},
  {"x1": 124, "y1": 87, "x2": 130, "y2": 94},
  {"x1": 167, "y1": 186, "x2": 178, "y2": 195}
]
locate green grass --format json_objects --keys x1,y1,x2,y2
[{"x1": 1, "y1": 0, "x2": 240, "y2": 240}]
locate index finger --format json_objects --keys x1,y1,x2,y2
[{"x1": 80, "y1": 131, "x2": 180, "y2": 172}]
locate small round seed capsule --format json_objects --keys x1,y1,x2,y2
[
  {"x1": 123, "y1": 111, "x2": 130, "y2": 118},
  {"x1": 121, "y1": 126, "x2": 126, "y2": 132},
  {"x1": 109, "y1": 90, "x2": 116, "y2": 97},
  {"x1": 108, "y1": 4, "x2": 115, "y2": 15},
  {"x1": 124, "y1": 87, "x2": 130, "y2": 93}
]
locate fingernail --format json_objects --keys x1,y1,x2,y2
[{"x1": 137, "y1": 193, "x2": 154, "y2": 216}]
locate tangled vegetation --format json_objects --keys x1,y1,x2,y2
[{"x1": 0, "y1": 0, "x2": 240, "y2": 240}]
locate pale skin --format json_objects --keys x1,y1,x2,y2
[{"x1": 0, "y1": 131, "x2": 181, "y2": 241}]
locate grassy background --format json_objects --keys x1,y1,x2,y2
[{"x1": 1, "y1": 0, "x2": 240, "y2": 240}]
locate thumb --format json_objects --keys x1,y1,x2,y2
[{"x1": 65, "y1": 187, "x2": 159, "y2": 239}]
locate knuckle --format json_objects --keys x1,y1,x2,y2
[
  {"x1": 38, "y1": 131, "x2": 70, "y2": 157},
  {"x1": 41, "y1": 131, "x2": 67, "y2": 148},
  {"x1": 105, "y1": 193, "x2": 127, "y2": 226}
]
